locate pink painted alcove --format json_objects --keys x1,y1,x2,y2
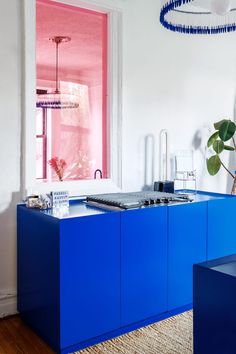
[{"x1": 36, "y1": 0, "x2": 108, "y2": 181}]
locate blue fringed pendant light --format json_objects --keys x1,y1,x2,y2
[{"x1": 160, "y1": 0, "x2": 236, "y2": 34}]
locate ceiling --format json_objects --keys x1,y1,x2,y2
[{"x1": 36, "y1": 0, "x2": 107, "y2": 86}]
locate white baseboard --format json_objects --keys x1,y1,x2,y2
[{"x1": 0, "y1": 293, "x2": 17, "y2": 318}]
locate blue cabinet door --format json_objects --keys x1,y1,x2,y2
[
  {"x1": 168, "y1": 202, "x2": 207, "y2": 311},
  {"x1": 60, "y1": 212, "x2": 121, "y2": 349},
  {"x1": 17, "y1": 206, "x2": 61, "y2": 351},
  {"x1": 121, "y1": 206, "x2": 168, "y2": 326},
  {"x1": 208, "y1": 198, "x2": 236, "y2": 261}
]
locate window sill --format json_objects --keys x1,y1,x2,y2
[{"x1": 27, "y1": 178, "x2": 122, "y2": 197}]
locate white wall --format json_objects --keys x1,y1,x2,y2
[
  {"x1": 1, "y1": 0, "x2": 236, "y2": 316},
  {"x1": 0, "y1": 0, "x2": 22, "y2": 316},
  {"x1": 122, "y1": 0, "x2": 236, "y2": 193}
]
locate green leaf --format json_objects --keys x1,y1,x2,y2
[
  {"x1": 214, "y1": 119, "x2": 228, "y2": 130},
  {"x1": 224, "y1": 145, "x2": 235, "y2": 151},
  {"x1": 207, "y1": 131, "x2": 219, "y2": 147},
  {"x1": 207, "y1": 155, "x2": 221, "y2": 176},
  {"x1": 213, "y1": 140, "x2": 224, "y2": 154},
  {"x1": 219, "y1": 121, "x2": 236, "y2": 142}
]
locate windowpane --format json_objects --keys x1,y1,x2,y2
[
  {"x1": 36, "y1": 137, "x2": 44, "y2": 179},
  {"x1": 36, "y1": 0, "x2": 109, "y2": 182},
  {"x1": 36, "y1": 108, "x2": 43, "y2": 135}
]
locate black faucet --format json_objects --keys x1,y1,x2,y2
[{"x1": 94, "y1": 169, "x2": 103, "y2": 179}]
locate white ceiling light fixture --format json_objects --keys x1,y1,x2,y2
[
  {"x1": 211, "y1": 0, "x2": 231, "y2": 15},
  {"x1": 36, "y1": 36, "x2": 80, "y2": 109},
  {"x1": 160, "y1": 0, "x2": 236, "y2": 34}
]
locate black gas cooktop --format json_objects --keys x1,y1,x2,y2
[{"x1": 86, "y1": 191, "x2": 193, "y2": 210}]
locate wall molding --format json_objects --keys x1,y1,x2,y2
[
  {"x1": 50, "y1": 0, "x2": 126, "y2": 12},
  {"x1": 0, "y1": 291, "x2": 17, "y2": 318},
  {"x1": 22, "y1": 0, "x2": 123, "y2": 198}
]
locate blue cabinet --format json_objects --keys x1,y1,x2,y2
[
  {"x1": 60, "y1": 213, "x2": 121, "y2": 348},
  {"x1": 17, "y1": 205, "x2": 121, "y2": 353},
  {"x1": 208, "y1": 198, "x2": 236, "y2": 261},
  {"x1": 17, "y1": 192, "x2": 236, "y2": 353},
  {"x1": 17, "y1": 207, "x2": 60, "y2": 350},
  {"x1": 168, "y1": 202, "x2": 207, "y2": 310},
  {"x1": 121, "y1": 206, "x2": 168, "y2": 326}
]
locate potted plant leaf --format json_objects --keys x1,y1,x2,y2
[{"x1": 207, "y1": 119, "x2": 236, "y2": 194}]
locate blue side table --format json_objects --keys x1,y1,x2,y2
[{"x1": 193, "y1": 254, "x2": 236, "y2": 354}]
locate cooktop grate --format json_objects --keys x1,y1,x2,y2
[{"x1": 86, "y1": 191, "x2": 192, "y2": 210}]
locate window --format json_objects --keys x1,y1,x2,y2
[
  {"x1": 23, "y1": 0, "x2": 122, "y2": 196},
  {"x1": 36, "y1": 0, "x2": 109, "y2": 182}
]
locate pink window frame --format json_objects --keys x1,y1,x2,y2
[{"x1": 36, "y1": 107, "x2": 47, "y2": 180}]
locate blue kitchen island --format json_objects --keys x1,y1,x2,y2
[
  {"x1": 193, "y1": 254, "x2": 236, "y2": 354},
  {"x1": 17, "y1": 191, "x2": 236, "y2": 353}
]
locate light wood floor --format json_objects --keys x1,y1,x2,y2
[
  {"x1": 0, "y1": 312, "x2": 193, "y2": 354},
  {"x1": 0, "y1": 316, "x2": 54, "y2": 354}
]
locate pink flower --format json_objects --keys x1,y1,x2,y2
[{"x1": 48, "y1": 157, "x2": 67, "y2": 181}]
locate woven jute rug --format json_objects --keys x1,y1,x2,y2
[{"x1": 78, "y1": 311, "x2": 193, "y2": 354}]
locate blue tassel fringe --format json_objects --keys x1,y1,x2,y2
[{"x1": 160, "y1": 0, "x2": 236, "y2": 34}]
